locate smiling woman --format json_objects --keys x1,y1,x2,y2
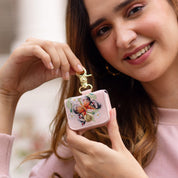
[{"x1": 0, "y1": 0, "x2": 178, "y2": 178}]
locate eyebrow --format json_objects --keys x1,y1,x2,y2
[
  {"x1": 90, "y1": 0, "x2": 136, "y2": 31},
  {"x1": 113, "y1": 0, "x2": 135, "y2": 13}
]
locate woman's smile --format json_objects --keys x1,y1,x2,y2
[
  {"x1": 123, "y1": 41, "x2": 154, "y2": 65},
  {"x1": 84, "y1": 0, "x2": 178, "y2": 82}
]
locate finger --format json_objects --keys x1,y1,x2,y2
[
  {"x1": 46, "y1": 68, "x2": 62, "y2": 81},
  {"x1": 26, "y1": 38, "x2": 60, "y2": 69},
  {"x1": 69, "y1": 67, "x2": 76, "y2": 75},
  {"x1": 107, "y1": 108, "x2": 125, "y2": 151},
  {"x1": 66, "y1": 126, "x2": 95, "y2": 154},
  {"x1": 40, "y1": 41, "x2": 61, "y2": 70},
  {"x1": 77, "y1": 128, "x2": 88, "y2": 135},
  {"x1": 71, "y1": 147, "x2": 87, "y2": 160},
  {"x1": 74, "y1": 163, "x2": 84, "y2": 178},
  {"x1": 25, "y1": 37, "x2": 39, "y2": 43},
  {"x1": 56, "y1": 47, "x2": 79, "y2": 80},
  {"x1": 62, "y1": 44, "x2": 84, "y2": 73},
  {"x1": 26, "y1": 38, "x2": 84, "y2": 74},
  {"x1": 14, "y1": 45, "x2": 54, "y2": 70},
  {"x1": 72, "y1": 148, "x2": 89, "y2": 178},
  {"x1": 59, "y1": 50, "x2": 70, "y2": 80}
]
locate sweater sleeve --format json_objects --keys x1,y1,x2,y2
[
  {"x1": 0, "y1": 134, "x2": 15, "y2": 178},
  {"x1": 29, "y1": 144, "x2": 75, "y2": 178},
  {"x1": 0, "y1": 133, "x2": 75, "y2": 178}
]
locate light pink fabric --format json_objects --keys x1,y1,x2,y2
[
  {"x1": 29, "y1": 144, "x2": 75, "y2": 178},
  {"x1": 1, "y1": 108, "x2": 178, "y2": 177},
  {"x1": 145, "y1": 108, "x2": 178, "y2": 178},
  {"x1": 0, "y1": 134, "x2": 14, "y2": 178}
]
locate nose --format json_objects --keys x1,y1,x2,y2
[{"x1": 114, "y1": 23, "x2": 137, "y2": 49}]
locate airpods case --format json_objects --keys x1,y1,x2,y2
[{"x1": 64, "y1": 89, "x2": 112, "y2": 131}]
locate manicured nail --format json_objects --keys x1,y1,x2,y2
[
  {"x1": 55, "y1": 69, "x2": 59, "y2": 75},
  {"x1": 65, "y1": 72, "x2": 70, "y2": 80},
  {"x1": 77, "y1": 64, "x2": 83, "y2": 72},
  {"x1": 113, "y1": 108, "x2": 116, "y2": 116},
  {"x1": 49, "y1": 62, "x2": 54, "y2": 69}
]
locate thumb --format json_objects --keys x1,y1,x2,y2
[{"x1": 107, "y1": 108, "x2": 125, "y2": 151}]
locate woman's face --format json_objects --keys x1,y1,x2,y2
[{"x1": 84, "y1": 0, "x2": 178, "y2": 82}]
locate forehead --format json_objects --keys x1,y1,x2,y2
[{"x1": 84, "y1": 0, "x2": 122, "y2": 23}]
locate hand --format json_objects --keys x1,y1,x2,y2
[
  {"x1": 0, "y1": 38, "x2": 83, "y2": 134},
  {"x1": 0, "y1": 38, "x2": 83, "y2": 98},
  {"x1": 66, "y1": 108, "x2": 148, "y2": 178}
]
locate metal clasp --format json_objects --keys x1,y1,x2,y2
[{"x1": 76, "y1": 68, "x2": 93, "y2": 94}]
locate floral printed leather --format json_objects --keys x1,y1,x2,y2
[{"x1": 64, "y1": 89, "x2": 112, "y2": 130}]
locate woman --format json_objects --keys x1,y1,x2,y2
[{"x1": 0, "y1": 0, "x2": 177, "y2": 177}]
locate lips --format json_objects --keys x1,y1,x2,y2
[{"x1": 123, "y1": 42, "x2": 154, "y2": 60}]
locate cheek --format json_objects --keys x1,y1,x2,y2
[
  {"x1": 96, "y1": 38, "x2": 116, "y2": 62},
  {"x1": 137, "y1": 14, "x2": 164, "y2": 39},
  {"x1": 143, "y1": 12, "x2": 178, "y2": 53}
]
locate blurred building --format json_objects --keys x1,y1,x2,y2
[
  {"x1": 0, "y1": 1, "x2": 67, "y2": 177},
  {"x1": 0, "y1": 0, "x2": 67, "y2": 54},
  {"x1": 13, "y1": 0, "x2": 67, "y2": 49},
  {"x1": 0, "y1": 0, "x2": 16, "y2": 53}
]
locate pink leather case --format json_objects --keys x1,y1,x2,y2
[{"x1": 64, "y1": 89, "x2": 112, "y2": 131}]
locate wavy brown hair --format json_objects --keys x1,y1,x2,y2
[{"x1": 27, "y1": 0, "x2": 178, "y2": 177}]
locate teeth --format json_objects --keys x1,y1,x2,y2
[{"x1": 129, "y1": 45, "x2": 151, "y2": 60}]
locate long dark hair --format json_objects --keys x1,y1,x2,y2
[
  {"x1": 28, "y1": 0, "x2": 178, "y2": 177},
  {"x1": 65, "y1": 0, "x2": 158, "y2": 167}
]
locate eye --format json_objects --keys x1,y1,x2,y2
[
  {"x1": 127, "y1": 5, "x2": 144, "y2": 17},
  {"x1": 96, "y1": 25, "x2": 111, "y2": 37}
]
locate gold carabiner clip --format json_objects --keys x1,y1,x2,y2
[{"x1": 76, "y1": 68, "x2": 93, "y2": 94}]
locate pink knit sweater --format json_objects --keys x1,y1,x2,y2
[{"x1": 0, "y1": 108, "x2": 178, "y2": 178}]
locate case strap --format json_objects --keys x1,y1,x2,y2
[{"x1": 76, "y1": 68, "x2": 93, "y2": 94}]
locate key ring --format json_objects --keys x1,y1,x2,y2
[{"x1": 76, "y1": 68, "x2": 93, "y2": 94}]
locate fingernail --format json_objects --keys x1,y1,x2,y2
[
  {"x1": 65, "y1": 72, "x2": 70, "y2": 80},
  {"x1": 112, "y1": 108, "x2": 116, "y2": 116},
  {"x1": 77, "y1": 64, "x2": 83, "y2": 72},
  {"x1": 49, "y1": 62, "x2": 54, "y2": 69},
  {"x1": 110, "y1": 108, "x2": 116, "y2": 119},
  {"x1": 55, "y1": 69, "x2": 59, "y2": 75}
]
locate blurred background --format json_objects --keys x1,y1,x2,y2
[{"x1": 0, "y1": 0, "x2": 67, "y2": 177}]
